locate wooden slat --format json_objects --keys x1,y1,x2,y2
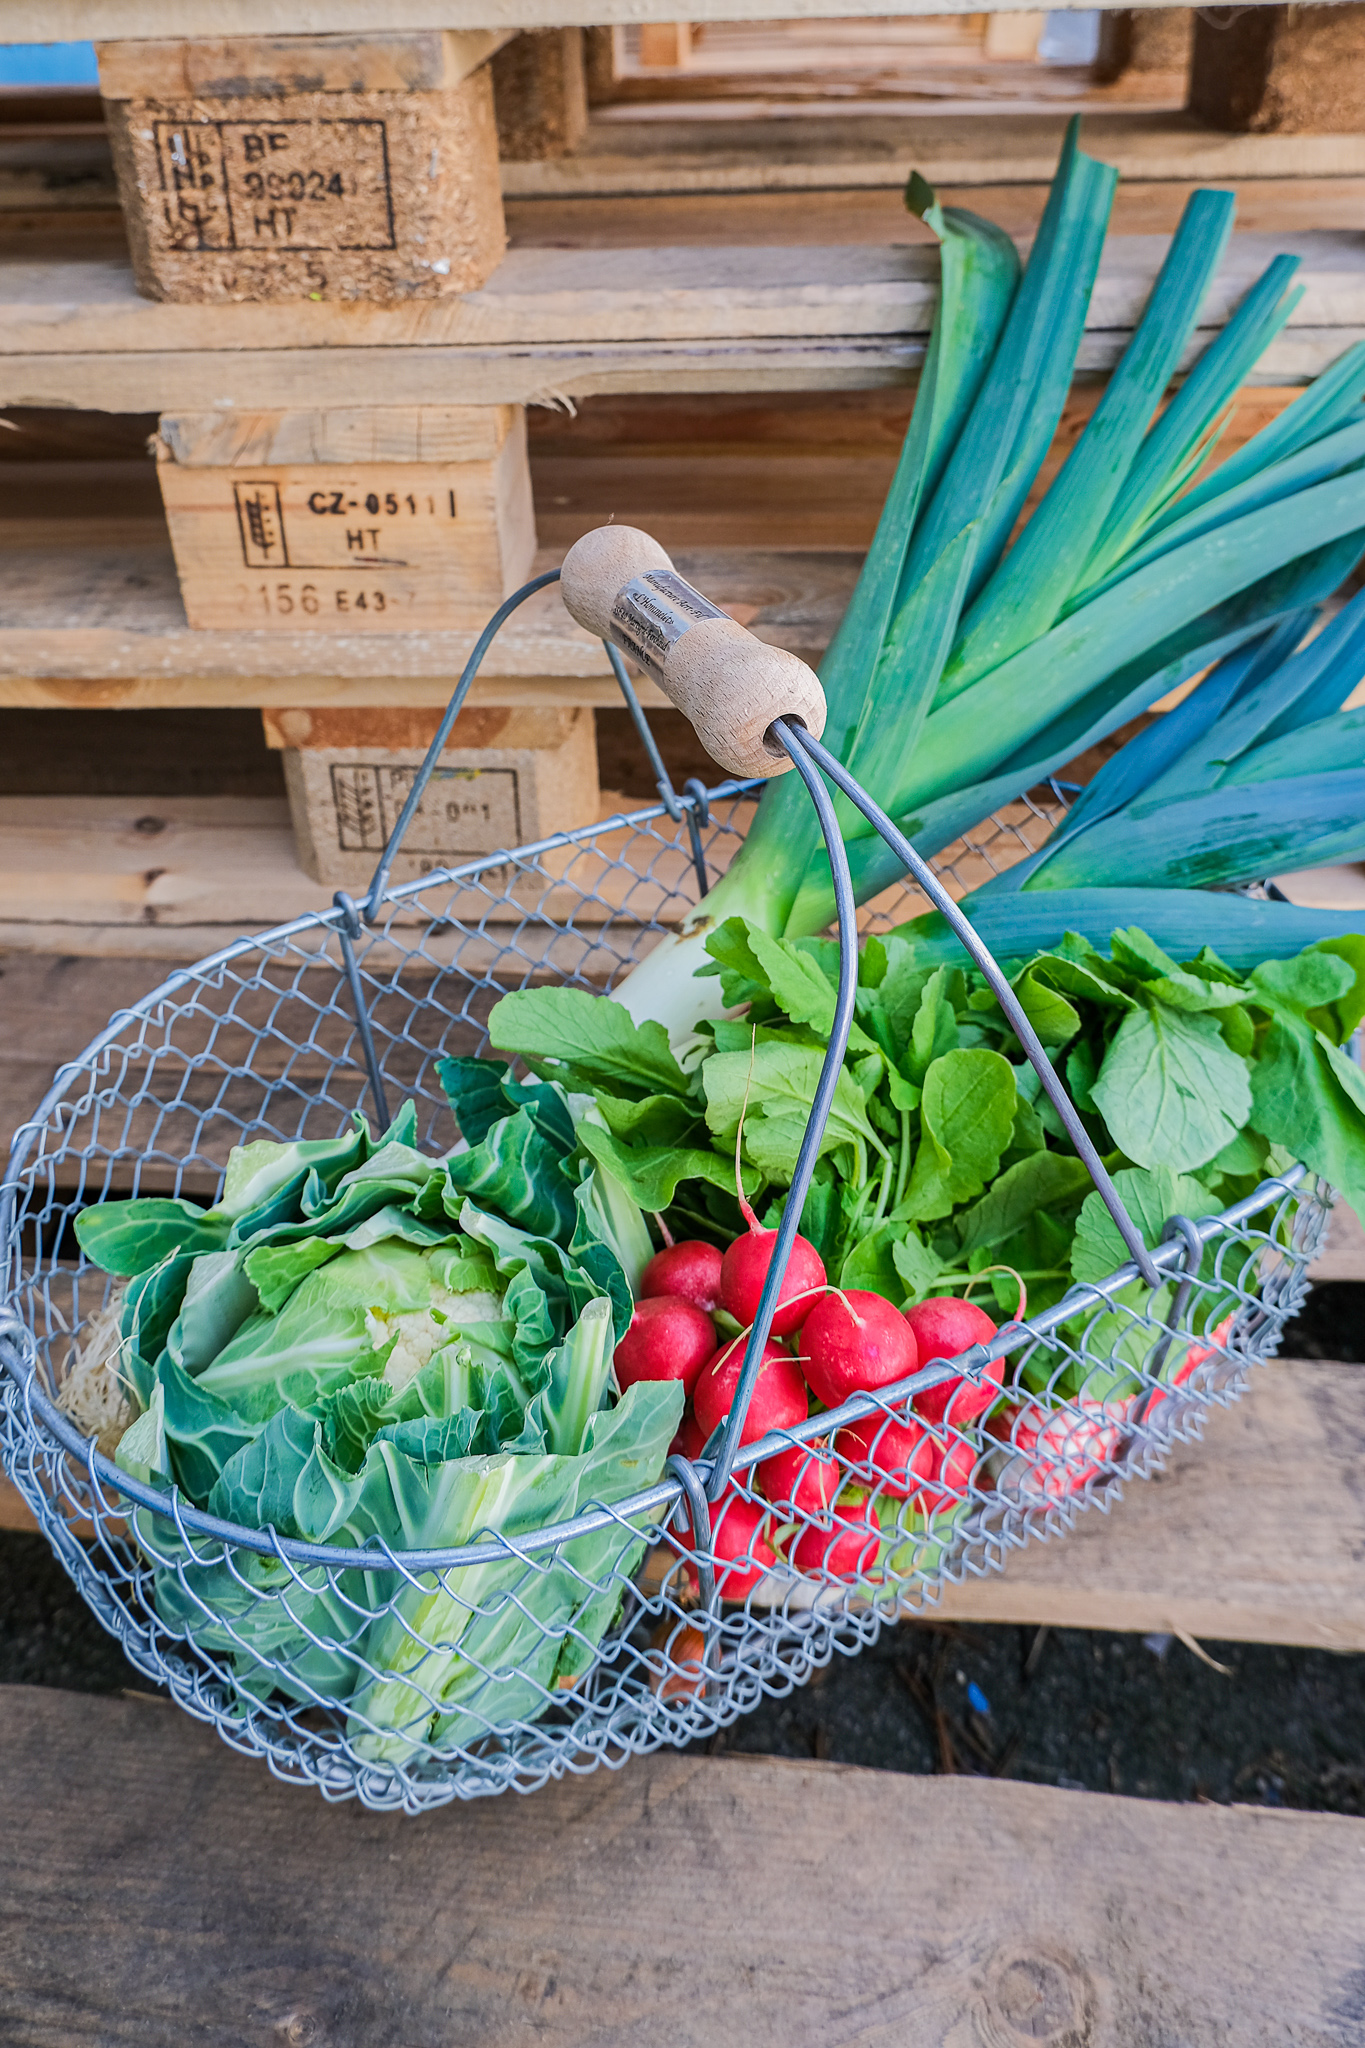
[
  {"x1": 19, "y1": 232, "x2": 1356, "y2": 354},
  {"x1": 1311, "y1": 1198, "x2": 1365, "y2": 1282},
  {"x1": 0, "y1": 786, "x2": 772, "y2": 961},
  {"x1": 5, "y1": 333, "x2": 1355, "y2": 413},
  {"x1": 0, "y1": 794, "x2": 333, "y2": 932},
  {"x1": 0, "y1": 771, "x2": 1065, "y2": 947},
  {"x1": 0, "y1": 542, "x2": 854, "y2": 705},
  {"x1": 92, "y1": 27, "x2": 511, "y2": 97},
  {"x1": 506, "y1": 107, "x2": 1365, "y2": 197},
  {"x1": 1, "y1": 1682, "x2": 1363, "y2": 2047},
  {"x1": 0, "y1": 1481, "x2": 35, "y2": 1532},
  {"x1": 504, "y1": 177, "x2": 1365, "y2": 247},
  {"x1": 11, "y1": 151, "x2": 1365, "y2": 246},
  {"x1": 0, "y1": 950, "x2": 188, "y2": 1164},
  {"x1": 3, "y1": 233, "x2": 1363, "y2": 410},
  {"x1": 0, "y1": 0, "x2": 1267, "y2": 34}
]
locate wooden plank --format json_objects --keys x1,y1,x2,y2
[
  {"x1": 9, "y1": 329, "x2": 1359, "y2": 411},
  {"x1": 12, "y1": 134, "x2": 1365, "y2": 232},
  {"x1": 600, "y1": 59, "x2": 1168, "y2": 107},
  {"x1": 504, "y1": 107, "x2": 1365, "y2": 197},
  {"x1": 0, "y1": 783, "x2": 753, "y2": 944},
  {"x1": 3, "y1": 232, "x2": 1363, "y2": 409},
  {"x1": 0, "y1": 793, "x2": 351, "y2": 931},
  {"x1": 501, "y1": 177, "x2": 1365, "y2": 246},
  {"x1": 935, "y1": 1360, "x2": 1365, "y2": 1649},
  {"x1": 93, "y1": 28, "x2": 510, "y2": 98},
  {"x1": 0, "y1": 951, "x2": 186, "y2": 1164},
  {"x1": 0, "y1": 1481, "x2": 32, "y2": 1532},
  {"x1": 0, "y1": 747, "x2": 1063, "y2": 944},
  {"x1": 0, "y1": 543, "x2": 855, "y2": 703},
  {"x1": 1, "y1": 1684, "x2": 1363, "y2": 2047},
  {"x1": 1311, "y1": 1198, "x2": 1365, "y2": 1282},
  {"x1": 0, "y1": 0, "x2": 1218, "y2": 35},
  {"x1": 3, "y1": 1342, "x2": 1361, "y2": 1651},
  {"x1": 8, "y1": 230, "x2": 1365, "y2": 349}
]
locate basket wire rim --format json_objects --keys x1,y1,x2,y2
[{"x1": 0, "y1": 1156, "x2": 1309, "y2": 1571}]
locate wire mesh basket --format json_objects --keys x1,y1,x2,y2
[{"x1": 0, "y1": 565, "x2": 1331, "y2": 1813}]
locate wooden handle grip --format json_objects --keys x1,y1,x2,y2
[{"x1": 560, "y1": 524, "x2": 827, "y2": 779}]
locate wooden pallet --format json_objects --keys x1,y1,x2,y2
[
  {"x1": 3, "y1": 230, "x2": 1363, "y2": 412},
  {"x1": 0, "y1": 379, "x2": 1346, "y2": 712},
  {"x1": 1, "y1": 1682, "x2": 1362, "y2": 2046}
]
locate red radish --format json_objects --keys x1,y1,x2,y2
[
  {"x1": 720, "y1": 1228, "x2": 826, "y2": 1338},
  {"x1": 677, "y1": 1491, "x2": 776, "y2": 1600},
  {"x1": 907, "y1": 1297, "x2": 1005, "y2": 1429},
  {"x1": 912, "y1": 1433, "x2": 979, "y2": 1517},
  {"x1": 989, "y1": 1394, "x2": 1135, "y2": 1505},
  {"x1": 789, "y1": 1495, "x2": 880, "y2": 1581},
  {"x1": 758, "y1": 1435, "x2": 840, "y2": 1519},
  {"x1": 693, "y1": 1334, "x2": 808, "y2": 1447},
  {"x1": 800, "y1": 1290, "x2": 918, "y2": 1409},
  {"x1": 835, "y1": 1411, "x2": 935, "y2": 1502},
  {"x1": 641, "y1": 1240, "x2": 724, "y2": 1315},
  {"x1": 1145, "y1": 1313, "x2": 1235, "y2": 1420},
  {"x1": 671, "y1": 1409, "x2": 708, "y2": 1462},
  {"x1": 614, "y1": 1295, "x2": 716, "y2": 1397},
  {"x1": 835, "y1": 1412, "x2": 979, "y2": 1511}
]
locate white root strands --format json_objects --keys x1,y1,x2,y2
[{"x1": 56, "y1": 1286, "x2": 137, "y2": 1460}]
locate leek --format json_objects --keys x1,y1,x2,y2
[
  {"x1": 613, "y1": 121, "x2": 1365, "y2": 1044},
  {"x1": 887, "y1": 588, "x2": 1365, "y2": 963}
]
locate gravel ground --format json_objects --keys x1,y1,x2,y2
[{"x1": 1, "y1": 1286, "x2": 1360, "y2": 1806}]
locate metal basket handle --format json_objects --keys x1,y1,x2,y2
[
  {"x1": 331, "y1": 563, "x2": 720, "y2": 1123},
  {"x1": 325, "y1": 533, "x2": 1164, "y2": 1509},
  {"x1": 551, "y1": 525, "x2": 1164, "y2": 1492}
]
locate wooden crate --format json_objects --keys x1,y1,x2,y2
[
  {"x1": 95, "y1": 31, "x2": 507, "y2": 303},
  {"x1": 155, "y1": 404, "x2": 538, "y2": 631},
  {"x1": 263, "y1": 703, "x2": 599, "y2": 891}
]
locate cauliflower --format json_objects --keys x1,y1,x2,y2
[{"x1": 364, "y1": 1286, "x2": 505, "y2": 1392}]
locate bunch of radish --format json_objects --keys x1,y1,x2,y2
[
  {"x1": 984, "y1": 1312, "x2": 1239, "y2": 1507},
  {"x1": 613, "y1": 1219, "x2": 1006, "y2": 1595}
]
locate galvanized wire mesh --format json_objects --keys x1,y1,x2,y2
[{"x1": 0, "y1": 785, "x2": 1329, "y2": 1812}]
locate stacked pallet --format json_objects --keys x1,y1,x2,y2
[
  {"x1": 3, "y1": 9, "x2": 1365, "y2": 947},
  {"x1": 8, "y1": 18, "x2": 1362, "y2": 1109}
]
